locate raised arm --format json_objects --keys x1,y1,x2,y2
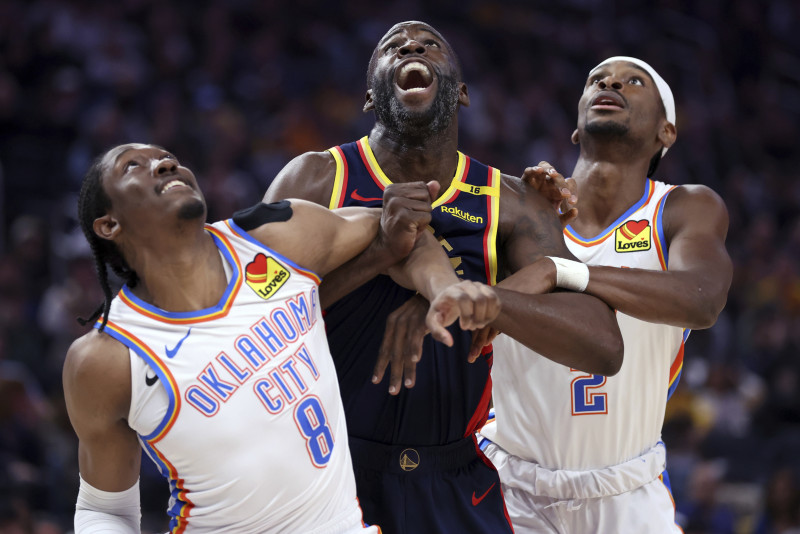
[
  {"x1": 492, "y1": 176, "x2": 623, "y2": 376},
  {"x1": 63, "y1": 331, "x2": 142, "y2": 533},
  {"x1": 263, "y1": 151, "x2": 432, "y2": 307},
  {"x1": 578, "y1": 185, "x2": 731, "y2": 329}
]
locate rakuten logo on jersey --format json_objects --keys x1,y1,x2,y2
[{"x1": 615, "y1": 220, "x2": 651, "y2": 253}]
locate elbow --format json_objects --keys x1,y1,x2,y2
[
  {"x1": 598, "y1": 331, "x2": 624, "y2": 377},
  {"x1": 687, "y1": 293, "x2": 728, "y2": 330}
]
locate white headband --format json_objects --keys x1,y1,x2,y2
[{"x1": 593, "y1": 56, "x2": 675, "y2": 156}]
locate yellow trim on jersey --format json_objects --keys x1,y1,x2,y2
[
  {"x1": 359, "y1": 136, "x2": 393, "y2": 188},
  {"x1": 358, "y1": 136, "x2": 468, "y2": 209},
  {"x1": 432, "y1": 152, "x2": 467, "y2": 208},
  {"x1": 452, "y1": 180, "x2": 500, "y2": 197},
  {"x1": 486, "y1": 168, "x2": 501, "y2": 285},
  {"x1": 327, "y1": 147, "x2": 346, "y2": 210}
]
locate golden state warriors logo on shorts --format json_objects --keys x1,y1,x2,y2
[
  {"x1": 245, "y1": 253, "x2": 289, "y2": 299},
  {"x1": 399, "y1": 448, "x2": 420, "y2": 471},
  {"x1": 615, "y1": 220, "x2": 651, "y2": 253}
]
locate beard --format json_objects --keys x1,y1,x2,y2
[
  {"x1": 371, "y1": 70, "x2": 460, "y2": 142},
  {"x1": 584, "y1": 118, "x2": 630, "y2": 139},
  {"x1": 177, "y1": 198, "x2": 206, "y2": 221}
]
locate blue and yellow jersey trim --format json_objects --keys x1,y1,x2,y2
[
  {"x1": 117, "y1": 226, "x2": 242, "y2": 324},
  {"x1": 224, "y1": 219, "x2": 322, "y2": 284},
  {"x1": 565, "y1": 179, "x2": 656, "y2": 247}
]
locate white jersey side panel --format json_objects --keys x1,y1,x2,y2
[
  {"x1": 488, "y1": 180, "x2": 687, "y2": 471},
  {"x1": 103, "y1": 219, "x2": 369, "y2": 534}
]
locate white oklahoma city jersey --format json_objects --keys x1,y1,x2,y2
[
  {"x1": 487, "y1": 179, "x2": 689, "y2": 471},
  {"x1": 99, "y1": 219, "x2": 374, "y2": 534}
]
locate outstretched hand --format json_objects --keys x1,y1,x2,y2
[
  {"x1": 379, "y1": 181, "x2": 441, "y2": 262},
  {"x1": 372, "y1": 281, "x2": 500, "y2": 395},
  {"x1": 521, "y1": 162, "x2": 578, "y2": 226}
]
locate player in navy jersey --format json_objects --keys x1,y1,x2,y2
[
  {"x1": 63, "y1": 143, "x2": 502, "y2": 533},
  {"x1": 264, "y1": 21, "x2": 624, "y2": 534}
]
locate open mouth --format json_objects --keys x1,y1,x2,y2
[
  {"x1": 591, "y1": 92, "x2": 625, "y2": 108},
  {"x1": 160, "y1": 179, "x2": 188, "y2": 194},
  {"x1": 396, "y1": 61, "x2": 434, "y2": 93}
]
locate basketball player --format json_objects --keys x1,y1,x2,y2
[
  {"x1": 263, "y1": 21, "x2": 624, "y2": 534},
  {"x1": 480, "y1": 57, "x2": 733, "y2": 533},
  {"x1": 63, "y1": 143, "x2": 502, "y2": 533}
]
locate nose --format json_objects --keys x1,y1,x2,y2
[
  {"x1": 153, "y1": 158, "x2": 177, "y2": 175},
  {"x1": 398, "y1": 39, "x2": 426, "y2": 56},
  {"x1": 597, "y1": 75, "x2": 623, "y2": 90}
]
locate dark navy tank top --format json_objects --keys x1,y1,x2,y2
[{"x1": 324, "y1": 136, "x2": 500, "y2": 446}]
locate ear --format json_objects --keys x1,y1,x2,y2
[
  {"x1": 93, "y1": 214, "x2": 121, "y2": 241},
  {"x1": 458, "y1": 82, "x2": 470, "y2": 107},
  {"x1": 363, "y1": 89, "x2": 374, "y2": 112},
  {"x1": 571, "y1": 129, "x2": 580, "y2": 145},
  {"x1": 658, "y1": 121, "x2": 677, "y2": 151}
]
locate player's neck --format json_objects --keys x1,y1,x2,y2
[
  {"x1": 128, "y1": 229, "x2": 228, "y2": 313},
  {"x1": 570, "y1": 153, "x2": 652, "y2": 232},
  {"x1": 368, "y1": 122, "x2": 460, "y2": 196}
]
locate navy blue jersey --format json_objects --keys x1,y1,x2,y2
[{"x1": 325, "y1": 137, "x2": 500, "y2": 446}]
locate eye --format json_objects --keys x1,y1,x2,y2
[
  {"x1": 124, "y1": 160, "x2": 139, "y2": 171},
  {"x1": 589, "y1": 77, "x2": 601, "y2": 86},
  {"x1": 426, "y1": 40, "x2": 439, "y2": 48},
  {"x1": 384, "y1": 42, "x2": 399, "y2": 53},
  {"x1": 629, "y1": 77, "x2": 643, "y2": 86}
]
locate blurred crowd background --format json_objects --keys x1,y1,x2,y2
[{"x1": 0, "y1": 0, "x2": 798, "y2": 532}]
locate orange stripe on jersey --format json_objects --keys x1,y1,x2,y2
[
  {"x1": 103, "y1": 320, "x2": 181, "y2": 442},
  {"x1": 328, "y1": 146, "x2": 349, "y2": 209},
  {"x1": 652, "y1": 185, "x2": 677, "y2": 271},
  {"x1": 222, "y1": 220, "x2": 322, "y2": 285},
  {"x1": 668, "y1": 340, "x2": 685, "y2": 391},
  {"x1": 564, "y1": 180, "x2": 657, "y2": 247},
  {"x1": 118, "y1": 226, "x2": 243, "y2": 324}
]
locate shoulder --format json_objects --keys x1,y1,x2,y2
[
  {"x1": 63, "y1": 330, "x2": 131, "y2": 421},
  {"x1": 497, "y1": 173, "x2": 556, "y2": 226},
  {"x1": 264, "y1": 150, "x2": 339, "y2": 205},
  {"x1": 663, "y1": 184, "x2": 729, "y2": 237}
]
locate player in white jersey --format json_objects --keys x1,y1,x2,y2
[
  {"x1": 63, "y1": 143, "x2": 501, "y2": 533},
  {"x1": 480, "y1": 57, "x2": 733, "y2": 533}
]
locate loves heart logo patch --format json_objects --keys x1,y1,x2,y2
[
  {"x1": 615, "y1": 219, "x2": 651, "y2": 253},
  {"x1": 245, "y1": 253, "x2": 290, "y2": 299}
]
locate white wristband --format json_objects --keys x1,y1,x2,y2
[
  {"x1": 547, "y1": 256, "x2": 590, "y2": 292},
  {"x1": 75, "y1": 475, "x2": 140, "y2": 533}
]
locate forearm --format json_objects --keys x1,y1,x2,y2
[
  {"x1": 585, "y1": 265, "x2": 728, "y2": 329},
  {"x1": 387, "y1": 231, "x2": 458, "y2": 301},
  {"x1": 492, "y1": 288, "x2": 623, "y2": 376},
  {"x1": 319, "y1": 238, "x2": 405, "y2": 308}
]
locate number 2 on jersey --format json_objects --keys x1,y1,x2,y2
[
  {"x1": 570, "y1": 372, "x2": 608, "y2": 415},
  {"x1": 294, "y1": 395, "x2": 334, "y2": 467}
]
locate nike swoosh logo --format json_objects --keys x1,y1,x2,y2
[
  {"x1": 165, "y1": 328, "x2": 192, "y2": 359},
  {"x1": 471, "y1": 482, "x2": 496, "y2": 506},
  {"x1": 350, "y1": 189, "x2": 383, "y2": 203},
  {"x1": 145, "y1": 373, "x2": 159, "y2": 387}
]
